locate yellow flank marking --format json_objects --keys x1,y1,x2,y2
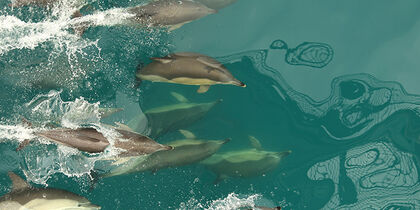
[{"x1": 140, "y1": 74, "x2": 221, "y2": 85}]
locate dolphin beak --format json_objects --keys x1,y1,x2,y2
[
  {"x1": 222, "y1": 138, "x2": 231, "y2": 144},
  {"x1": 233, "y1": 80, "x2": 246, "y2": 87}
]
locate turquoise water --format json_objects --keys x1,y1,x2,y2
[{"x1": 1, "y1": 0, "x2": 420, "y2": 209}]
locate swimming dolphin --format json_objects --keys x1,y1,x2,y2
[
  {"x1": 0, "y1": 172, "x2": 100, "y2": 209},
  {"x1": 127, "y1": 92, "x2": 221, "y2": 137},
  {"x1": 201, "y1": 136, "x2": 291, "y2": 183},
  {"x1": 136, "y1": 52, "x2": 245, "y2": 93},
  {"x1": 195, "y1": 0, "x2": 238, "y2": 10},
  {"x1": 125, "y1": 0, "x2": 216, "y2": 31},
  {"x1": 19, "y1": 126, "x2": 171, "y2": 155},
  {"x1": 99, "y1": 130, "x2": 229, "y2": 178}
]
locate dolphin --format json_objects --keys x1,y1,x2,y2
[
  {"x1": 125, "y1": 0, "x2": 216, "y2": 31},
  {"x1": 201, "y1": 136, "x2": 291, "y2": 183},
  {"x1": 99, "y1": 130, "x2": 229, "y2": 178},
  {"x1": 136, "y1": 52, "x2": 245, "y2": 93},
  {"x1": 19, "y1": 126, "x2": 171, "y2": 155},
  {"x1": 195, "y1": 0, "x2": 238, "y2": 10},
  {"x1": 127, "y1": 92, "x2": 221, "y2": 137},
  {"x1": 0, "y1": 172, "x2": 100, "y2": 209}
]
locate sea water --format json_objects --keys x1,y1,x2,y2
[{"x1": 1, "y1": 0, "x2": 420, "y2": 209}]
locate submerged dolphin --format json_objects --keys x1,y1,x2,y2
[
  {"x1": 127, "y1": 92, "x2": 221, "y2": 137},
  {"x1": 125, "y1": 0, "x2": 216, "y2": 31},
  {"x1": 19, "y1": 126, "x2": 171, "y2": 155},
  {"x1": 136, "y1": 52, "x2": 245, "y2": 93},
  {"x1": 201, "y1": 136, "x2": 291, "y2": 183},
  {"x1": 0, "y1": 172, "x2": 100, "y2": 209},
  {"x1": 99, "y1": 130, "x2": 229, "y2": 178}
]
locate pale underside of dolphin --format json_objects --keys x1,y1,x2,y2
[
  {"x1": 98, "y1": 130, "x2": 229, "y2": 178},
  {"x1": 127, "y1": 92, "x2": 222, "y2": 137},
  {"x1": 0, "y1": 172, "x2": 100, "y2": 209},
  {"x1": 136, "y1": 52, "x2": 246, "y2": 93}
]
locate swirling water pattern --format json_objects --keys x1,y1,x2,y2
[
  {"x1": 270, "y1": 40, "x2": 334, "y2": 68},
  {"x1": 1, "y1": 0, "x2": 420, "y2": 209}
]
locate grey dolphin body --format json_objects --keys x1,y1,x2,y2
[
  {"x1": 100, "y1": 130, "x2": 229, "y2": 178},
  {"x1": 30, "y1": 127, "x2": 171, "y2": 155},
  {"x1": 201, "y1": 136, "x2": 291, "y2": 183},
  {"x1": 136, "y1": 52, "x2": 245, "y2": 93},
  {"x1": 0, "y1": 172, "x2": 100, "y2": 209},
  {"x1": 135, "y1": 92, "x2": 222, "y2": 137},
  {"x1": 35, "y1": 127, "x2": 110, "y2": 153},
  {"x1": 125, "y1": 0, "x2": 216, "y2": 30}
]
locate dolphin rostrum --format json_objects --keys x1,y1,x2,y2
[
  {"x1": 136, "y1": 52, "x2": 245, "y2": 93},
  {"x1": 0, "y1": 172, "x2": 101, "y2": 209}
]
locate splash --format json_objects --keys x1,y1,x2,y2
[
  {"x1": 25, "y1": 90, "x2": 101, "y2": 128},
  {"x1": 0, "y1": 91, "x2": 126, "y2": 185},
  {"x1": 178, "y1": 193, "x2": 262, "y2": 210}
]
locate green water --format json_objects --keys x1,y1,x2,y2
[{"x1": 1, "y1": 0, "x2": 420, "y2": 209}]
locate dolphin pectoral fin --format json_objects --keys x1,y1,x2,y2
[
  {"x1": 248, "y1": 136, "x2": 263, "y2": 150},
  {"x1": 213, "y1": 174, "x2": 227, "y2": 185},
  {"x1": 170, "y1": 92, "x2": 189, "y2": 103},
  {"x1": 179, "y1": 130, "x2": 196, "y2": 139},
  {"x1": 168, "y1": 22, "x2": 188, "y2": 31},
  {"x1": 197, "y1": 85, "x2": 210, "y2": 93},
  {"x1": 16, "y1": 139, "x2": 32, "y2": 151}
]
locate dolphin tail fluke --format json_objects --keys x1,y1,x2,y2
[
  {"x1": 197, "y1": 85, "x2": 210, "y2": 93},
  {"x1": 16, "y1": 139, "x2": 32, "y2": 151},
  {"x1": 21, "y1": 117, "x2": 32, "y2": 127},
  {"x1": 88, "y1": 170, "x2": 100, "y2": 191},
  {"x1": 213, "y1": 174, "x2": 227, "y2": 185}
]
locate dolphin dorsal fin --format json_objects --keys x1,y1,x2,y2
[
  {"x1": 179, "y1": 130, "x2": 196, "y2": 139},
  {"x1": 170, "y1": 92, "x2": 189, "y2": 103},
  {"x1": 8, "y1": 172, "x2": 30, "y2": 192},
  {"x1": 248, "y1": 136, "x2": 263, "y2": 150},
  {"x1": 151, "y1": 57, "x2": 173, "y2": 64}
]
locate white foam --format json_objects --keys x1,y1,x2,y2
[{"x1": 179, "y1": 193, "x2": 262, "y2": 210}]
